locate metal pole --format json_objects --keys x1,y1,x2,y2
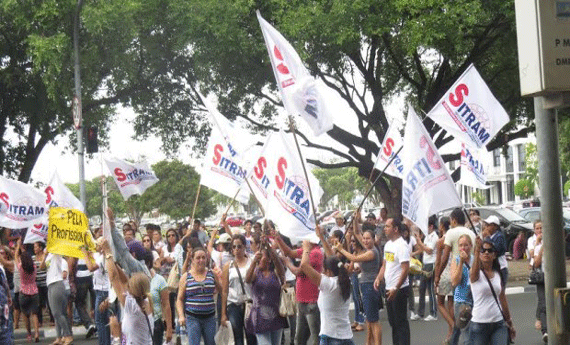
[
  {"x1": 74, "y1": 0, "x2": 86, "y2": 210},
  {"x1": 534, "y1": 96, "x2": 569, "y2": 345}
]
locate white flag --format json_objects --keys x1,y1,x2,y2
[
  {"x1": 200, "y1": 119, "x2": 250, "y2": 204},
  {"x1": 257, "y1": 11, "x2": 334, "y2": 136},
  {"x1": 263, "y1": 130, "x2": 323, "y2": 242},
  {"x1": 0, "y1": 176, "x2": 47, "y2": 228},
  {"x1": 427, "y1": 64, "x2": 509, "y2": 149},
  {"x1": 374, "y1": 121, "x2": 404, "y2": 178},
  {"x1": 246, "y1": 133, "x2": 274, "y2": 208},
  {"x1": 25, "y1": 172, "x2": 84, "y2": 244},
  {"x1": 459, "y1": 143, "x2": 490, "y2": 190},
  {"x1": 105, "y1": 158, "x2": 159, "y2": 200},
  {"x1": 402, "y1": 108, "x2": 462, "y2": 235}
]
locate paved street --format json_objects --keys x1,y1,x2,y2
[{"x1": 13, "y1": 289, "x2": 552, "y2": 345}]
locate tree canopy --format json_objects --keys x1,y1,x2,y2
[{"x1": 2, "y1": 0, "x2": 533, "y2": 216}]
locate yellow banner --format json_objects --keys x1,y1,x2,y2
[{"x1": 47, "y1": 207, "x2": 95, "y2": 259}]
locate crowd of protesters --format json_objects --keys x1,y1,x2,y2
[{"x1": 0, "y1": 204, "x2": 548, "y2": 345}]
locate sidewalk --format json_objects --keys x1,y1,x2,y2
[{"x1": 13, "y1": 325, "x2": 89, "y2": 340}]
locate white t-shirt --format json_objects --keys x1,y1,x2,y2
[
  {"x1": 62, "y1": 260, "x2": 70, "y2": 291},
  {"x1": 444, "y1": 226, "x2": 476, "y2": 257},
  {"x1": 211, "y1": 249, "x2": 233, "y2": 270},
  {"x1": 423, "y1": 231, "x2": 439, "y2": 264},
  {"x1": 317, "y1": 275, "x2": 353, "y2": 340},
  {"x1": 92, "y1": 253, "x2": 109, "y2": 291},
  {"x1": 227, "y1": 258, "x2": 253, "y2": 304},
  {"x1": 534, "y1": 242, "x2": 544, "y2": 271},
  {"x1": 384, "y1": 237, "x2": 410, "y2": 290},
  {"x1": 471, "y1": 270, "x2": 503, "y2": 323},
  {"x1": 45, "y1": 254, "x2": 64, "y2": 286},
  {"x1": 122, "y1": 293, "x2": 154, "y2": 345},
  {"x1": 329, "y1": 224, "x2": 346, "y2": 235},
  {"x1": 527, "y1": 234, "x2": 537, "y2": 266}
]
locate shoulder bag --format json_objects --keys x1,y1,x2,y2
[
  {"x1": 528, "y1": 267, "x2": 544, "y2": 285},
  {"x1": 277, "y1": 271, "x2": 296, "y2": 317},
  {"x1": 166, "y1": 262, "x2": 179, "y2": 291},
  {"x1": 233, "y1": 260, "x2": 253, "y2": 321}
]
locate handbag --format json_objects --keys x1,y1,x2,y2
[
  {"x1": 277, "y1": 275, "x2": 296, "y2": 317},
  {"x1": 528, "y1": 268, "x2": 545, "y2": 285},
  {"x1": 166, "y1": 263, "x2": 179, "y2": 290},
  {"x1": 455, "y1": 262, "x2": 472, "y2": 329},
  {"x1": 233, "y1": 260, "x2": 253, "y2": 320},
  {"x1": 481, "y1": 269, "x2": 515, "y2": 344}
]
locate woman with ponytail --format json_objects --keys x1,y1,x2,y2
[
  {"x1": 300, "y1": 240, "x2": 354, "y2": 345},
  {"x1": 100, "y1": 238, "x2": 154, "y2": 345}
]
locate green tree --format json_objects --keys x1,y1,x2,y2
[
  {"x1": 313, "y1": 167, "x2": 380, "y2": 209},
  {"x1": 0, "y1": 0, "x2": 206, "y2": 182},
  {"x1": 523, "y1": 143, "x2": 539, "y2": 189},
  {"x1": 67, "y1": 176, "x2": 127, "y2": 218},
  {"x1": 514, "y1": 178, "x2": 534, "y2": 199},
  {"x1": 163, "y1": 0, "x2": 532, "y2": 215}
]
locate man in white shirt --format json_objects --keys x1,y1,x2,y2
[
  {"x1": 415, "y1": 216, "x2": 439, "y2": 321},
  {"x1": 374, "y1": 218, "x2": 411, "y2": 345},
  {"x1": 328, "y1": 214, "x2": 346, "y2": 235}
]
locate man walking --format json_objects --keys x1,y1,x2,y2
[
  {"x1": 414, "y1": 216, "x2": 438, "y2": 321},
  {"x1": 374, "y1": 218, "x2": 411, "y2": 345}
]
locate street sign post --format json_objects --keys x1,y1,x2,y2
[{"x1": 72, "y1": 95, "x2": 81, "y2": 130}]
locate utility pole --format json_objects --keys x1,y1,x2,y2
[{"x1": 73, "y1": 0, "x2": 86, "y2": 209}]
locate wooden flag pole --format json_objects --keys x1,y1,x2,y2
[
  {"x1": 190, "y1": 183, "x2": 202, "y2": 222},
  {"x1": 224, "y1": 188, "x2": 241, "y2": 215},
  {"x1": 288, "y1": 116, "x2": 319, "y2": 224},
  {"x1": 245, "y1": 178, "x2": 265, "y2": 216}
]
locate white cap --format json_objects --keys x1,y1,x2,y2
[
  {"x1": 216, "y1": 233, "x2": 232, "y2": 244},
  {"x1": 484, "y1": 215, "x2": 500, "y2": 226}
]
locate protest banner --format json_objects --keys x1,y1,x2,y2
[
  {"x1": 262, "y1": 130, "x2": 323, "y2": 242},
  {"x1": 246, "y1": 132, "x2": 274, "y2": 208},
  {"x1": 459, "y1": 143, "x2": 491, "y2": 190},
  {"x1": 374, "y1": 121, "x2": 404, "y2": 178},
  {"x1": 0, "y1": 176, "x2": 47, "y2": 228},
  {"x1": 25, "y1": 172, "x2": 85, "y2": 244},
  {"x1": 427, "y1": 64, "x2": 509, "y2": 149},
  {"x1": 47, "y1": 207, "x2": 95, "y2": 259},
  {"x1": 105, "y1": 158, "x2": 159, "y2": 200},
  {"x1": 402, "y1": 108, "x2": 462, "y2": 235},
  {"x1": 257, "y1": 11, "x2": 334, "y2": 136},
  {"x1": 200, "y1": 115, "x2": 250, "y2": 205}
]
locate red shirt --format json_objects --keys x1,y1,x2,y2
[{"x1": 295, "y1": 246, "x2": 323, "y2": 303}]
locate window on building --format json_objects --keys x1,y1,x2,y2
[
  {"x1": 506, "y1": 175, "x2": 515, "y2": 202},
  {"x1": 518, "y1": 144, "x2": 526, "y2": 172},
  {"x1": 506, "y1": 146, "x2": 514, "y2": 173},
  {"x1": 449, "y1": 160, "x2": 456, "y2": 171},
  {"x1": 493, "y1": 149, "x2": 501, "y2": 167}
]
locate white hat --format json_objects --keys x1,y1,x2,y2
[
  {"x1": 216, "y1": 233, "x2": 232, "y2": 244},
  {"x1": 484, "y1": 215, "x2": 500, "y2": 226}
]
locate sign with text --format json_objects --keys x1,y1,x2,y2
[{"x1": 47, "y1": 208, "x2": 95, "y2": 259}]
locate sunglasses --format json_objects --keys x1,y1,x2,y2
[
  {"x1": 233, "y1": 244, "x2": 244, "y2": 249},
  {"x1": 480, "y1": 247, "x2": 495, "y2": 254},
  {"x1": 167, "y1": 234, "x2": 176, "y2": 237},
  {"x1": 143, "y1": 239, "x2": 151, "y2": 242}
]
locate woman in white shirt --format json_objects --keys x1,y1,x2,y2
[
  {"x1": 300, "y1": 240, "x2": 354, "y2": 345},
  {"x1": 220, "y1": 234, "x2": 255, "y2": 345},
  {"x1": 469, "y1": 238, "x2": 515, "y2": 345},
  {"x1": 101, "y1": 238, "x2": 153, "y2": 345}
]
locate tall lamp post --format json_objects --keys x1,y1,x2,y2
[{"x1": 73, "y1": 0, "x2": 86, "y2": 209}]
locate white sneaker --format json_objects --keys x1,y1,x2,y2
[
  {"x1": 410, "y1": 312, "x2": 421, "y2": 321},
  {"x1": 424, "y1": 315, "x2": 437, "y2": 321}
]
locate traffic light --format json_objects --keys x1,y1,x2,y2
[{"x1": 86, "y1": 126, "x2": 98, "y2": 153}]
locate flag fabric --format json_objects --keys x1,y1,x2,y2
[
  {"x1": 401, "y1": 108, "x2": 462, "y2": 235},
  {"x1": 0, "y1": 176, "x2": 47, "y2": 228},
  {"x1": 200, "y1": 116, "x2": 250, "y2": 205},
  {"x1": 260, "y1": 130, "x2": 323, "y2": 242},
  {"x1": 459, "y1": 143, "x2": 490, "y2": 189},
  {"x1": 427, "y1": 64, "x2": 509, "y2": 149},
  {"x1": 105, "y1": 158, "x2": 159, "y2": 200},
  {"x1": 246, "y1": 132, "x2": 274, "y2": 208},
  {"x1": 374, "y1": 121, "x2": 404, "y2": 178},
  {"x1": 25, "y1": 172, "x2": 84, "y2": 244},
  {"x1": 257, "y1": 11, "x2": 334, "y2": 136}
]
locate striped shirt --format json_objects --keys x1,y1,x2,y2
[
  {"x1": 33, "y1": 257, "x2": 47, "y2": 288},
  {"x1": 184, "y1": 270, "x2": 216, "y2": 317}
]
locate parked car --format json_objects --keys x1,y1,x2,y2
[
  {"x1": 472, "y1": 207, "x2": 534, "y2": 254},
  {"x1": 519, "y1": 207, "x2": 570, "y2": 233}
]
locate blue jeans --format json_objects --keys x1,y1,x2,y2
[
  {"x1": 95, "y1": 290, "x2": 110, "y2": 345},
  {"x1": 350, "y1": 274, "x2": 365, "y2": 324},
  {"x1": 418, "y1": 263, "x2": 436, "y2": 317},
  {"x1": 360, "y1": 282, "x2": 380, "y2": 323},
  {"x1": 185, "y1": 314, "x2": 216, "y2": 345},
  {"x1": 470, "y1": 321, "x2": 508, "y2": 345},
  {"x1": 295, "y1": 302, "x2": 320, "y2": 345},
  {"x1": 319, "y1": 335, "x2": 354, "y2": 345},
  {"x1": 227, "y1": 303, "x2": 256, "y2": 345},
  {"x1": 256, "y1": 328, "x2": 283, "y2": 345}
]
